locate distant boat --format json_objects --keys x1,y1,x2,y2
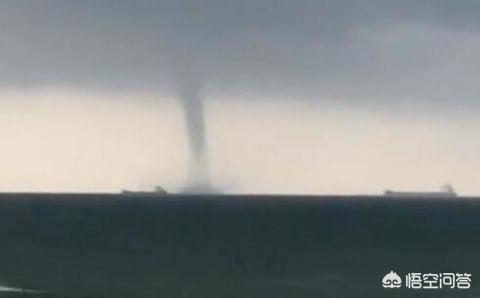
[
  {"x1": 121, "y1": 186, "x2": 167, "y2": 196},
  {"x1": 384, "y1": 184, "x2": 457, "y2": 198}
]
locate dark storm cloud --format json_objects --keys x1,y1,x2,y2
[{"x1": 1, "y1": 0, "x2": 480, "y2": 103}]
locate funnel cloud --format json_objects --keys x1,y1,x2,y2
[{"x1": 175, "y1": 76, "x2": 210, "y2": 191}]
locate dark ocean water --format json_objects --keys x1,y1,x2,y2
[{"x1": 0, "y1": 193, "x2": 479, "y2": 297}]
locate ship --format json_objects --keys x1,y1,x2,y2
[
  {"x1": 384, "y1": 184, "x2": 457, "y2": 198},
  {"x1": 120, "y1": 185, "x2": 167, "y2": 196}
]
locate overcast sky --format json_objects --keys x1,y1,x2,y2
[{"x1": 0, "y1": 1, "x2": 479, "y2": 194}]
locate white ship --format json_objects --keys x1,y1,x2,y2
[
  {"x1": 121, "y1": 186, "x2": 167, "y2": 196},
  {"x1": 384, "y1": 184, "x2": 457, "y2": 198}
]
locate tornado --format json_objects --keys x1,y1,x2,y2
[{"x1": 176, "y1": 76, "x2": 211, "y2": 193}]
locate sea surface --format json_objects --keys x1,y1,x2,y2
[{"x1": 0, "y1": 193, "x2": 479, "y2": 297}]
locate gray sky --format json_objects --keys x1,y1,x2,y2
[
  {"x1": 0, "y1": 1, "x2": 479, "y2": 194},
  {"x1": 1, "y1": 0, "x2": 479, "y2": 104}
]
